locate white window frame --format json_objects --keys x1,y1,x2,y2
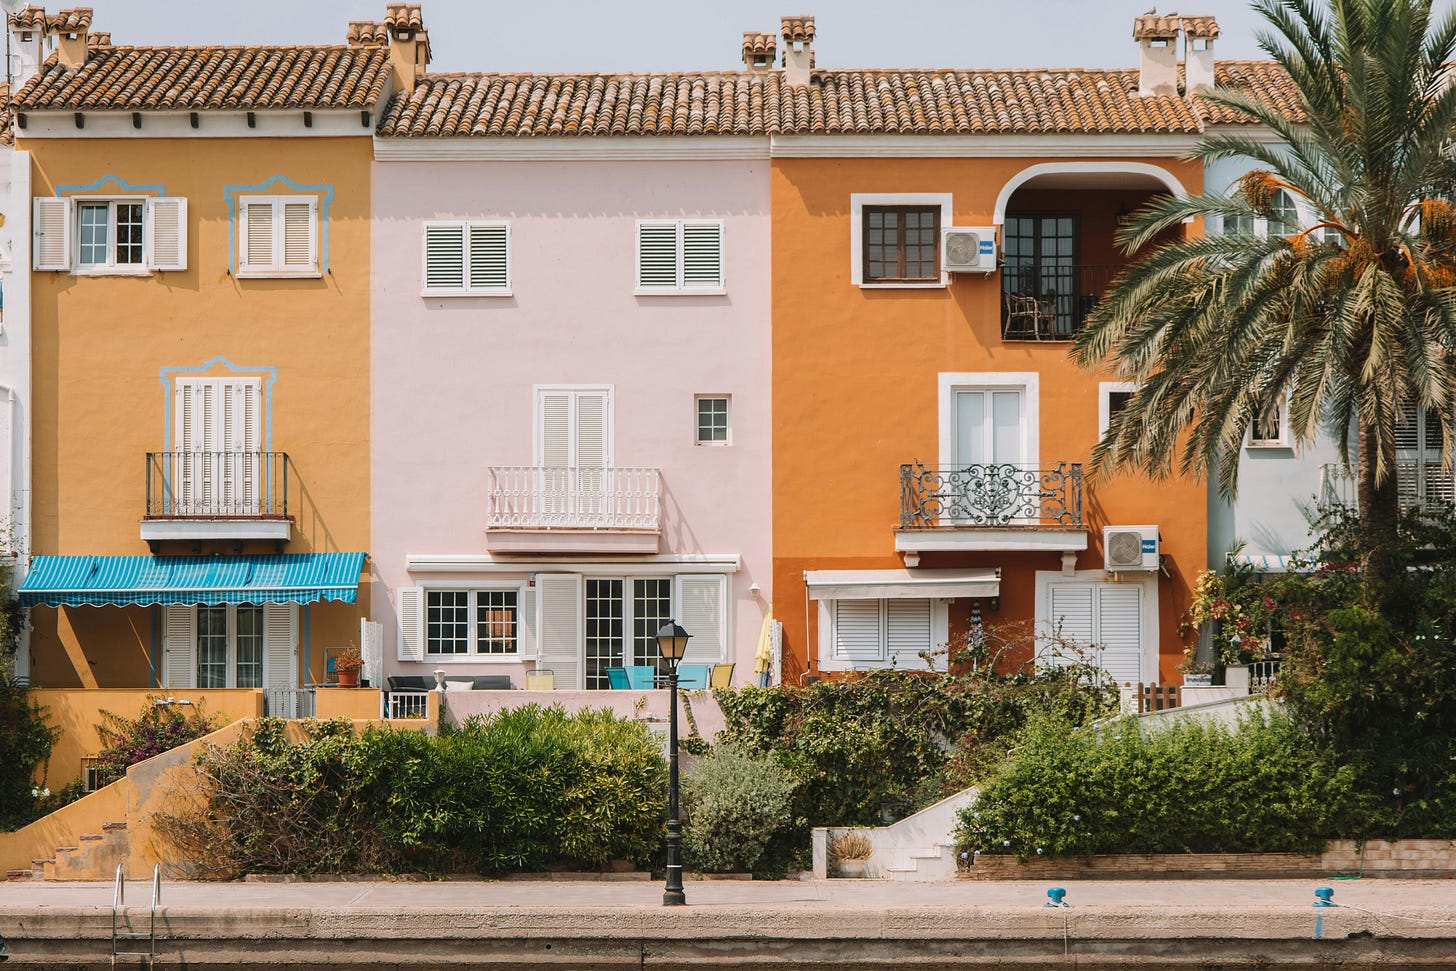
[
  {"x1": 193, "y1": 603, "x2": 268, "y2": 689},
  {"x1": 815, "y1": 597, "x2": 949, "y2": 672},
  {"x1": 420, "y1": 219, "x2": 512, "y2": 297},
  {"x1": 1099, "y1": 381, "x2": 1140, "y2": 437},
  {"x1": 72, "y1": 196, "x2": 149, "y2": 276},
  {"x1": 1247, "y1": 392, "x2": 1290, "y2": 448},
  {"x1": 850, "y1": 192, "x2": 953, "y2": 289},
  {"x1": 1033, "y1": 568, "x2": 1159, "y2": 683},
  {"x1": 237, "y1": 194, "x2": 320, "y2": 279},
  {"x1": 694, "y1": 394, "x2": 732, "y2": 446},
  {"x1": 938, "y1": 371, "x2": 1039, "y2": 469},
  {"x1": 1218, "y1": 187, "x2": 1310, "y2": 239},
  {"x1": 634, "y1": 219, "x2": 725, "y2": 295},
  {"x1": 422, "y1": 585, "x2": 525, "y2": 663}
]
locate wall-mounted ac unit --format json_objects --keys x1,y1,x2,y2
[
  {"x1": 1103, "y1": 525, "x2": 1160, "y2": 572},
  {"x1": 943, "y1": 226, "x2": 998, "y2": 273}
]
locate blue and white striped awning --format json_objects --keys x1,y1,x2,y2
[{"x1": 18, "y1": 553, "x2": 367, "y2": 607}]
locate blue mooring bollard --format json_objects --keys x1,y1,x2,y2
[
  {"x1": 1046, "y1": 887, "x2": 1068, "y2": 907},
  {"x1": 1314, "y1": 887, "x2": 1335, "y2": 907}
]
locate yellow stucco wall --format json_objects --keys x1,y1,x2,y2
[{"x1": 21, "y1": 135, "x2": 373, "y2": 687}]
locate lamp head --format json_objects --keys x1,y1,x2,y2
[{"x1": 656, "y1": 621, "x2": 691, "y2": 665}]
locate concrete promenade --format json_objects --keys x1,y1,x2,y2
[{"x1": 4, "y1": 876, "x2": 1456, "y2": 967}]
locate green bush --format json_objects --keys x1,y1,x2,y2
[
  {"x1": 682, "y1": 745, "x2": 798, "y2": 875},
  {"x1": 0, "y1": 676, "x2": 61, "y2": 831},
  {"x1": 158, "y1": 705, "x2": 667, "y2": 877},
  {"x1": 956, "y1": 712, "x2": 1362, "y2": 858}
]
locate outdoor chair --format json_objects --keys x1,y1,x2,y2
[
  {"x1": 605, "y1": 666, "x2": 631, "y2": 690},
  {"x1": 625, "y1": 665, "x2": 657, "y2": 690},
  {"x1": 1002, "y1": 292, "x2": 1056, "y2": 340},
  {"x1": 710, "y1": 663, "x2": 734, "y2": 688},
  {"x1": 525, "y1": 668, "x2": 555, "y2": 690},
  {"x1": 677, "y1": 664, "x2": 711, "y2": 689}
]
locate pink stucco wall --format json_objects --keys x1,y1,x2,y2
[{"x1": 370, "y1": 156, "x2": 772, "y2": 682}]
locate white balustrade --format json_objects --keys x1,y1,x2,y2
[{"x1": 487, "y1": 466, "x2": 662, "y2": 530}]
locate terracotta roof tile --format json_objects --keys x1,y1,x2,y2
[
  {"x1": 13, "y1": 44, "x2": 391, "y2": 111},
  {"x1": 780, "y1": 15, "x2": 814, "y2": 44},
  {"x1": 9, "y1": 5, "x2": 47, "y2": 31},
  {"x1": 1198, "y1": 60, "x2": 1304, "y2": 124},
  {"x1": 742, "y1": 31, "x2": 776, "y2": 59},
  {"x1": 347, "y1": 20, "x2": 389, "y2": 47},
  {"x1": 384, "y1": 3, "x2": 423, "y2": 32},
  {"x1": 86, "y1": 30, "x2": 109, "y2": 47},
  {"x1": 1180, "y1": 16, "x2": 1220, "y2": 40},
  {"x1": 47, "y1": 7, "x2": 91, "y2": 33},
  {"x1": 1133, "y1": 15, "x2": 1180, "y2": 40}
]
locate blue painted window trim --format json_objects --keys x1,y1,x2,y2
[
  {"x1": 223, "y1": 175, "x2": 334, "y2": 275},
  {"x1": 159, "y1": 357, "x2": 279, "y2": 452},
  {"x1": 55, "y1": 174, "x2": 167, "y2": 197}
]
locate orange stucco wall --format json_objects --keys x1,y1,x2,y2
[
  {"x1": 21, "y1": 135, "x2": 372, "y2": 688},
  {"x1": 770, "y1": 155, "x2": 1207, "y2": 685}
]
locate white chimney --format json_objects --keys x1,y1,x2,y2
[
  {"x1": 780, "y1": 15, "x2": 814, "y2": 88},
  {"x1": 1181, "y1": 15, "x2": 1220, "y2": 93},
  {"x1": 1133, "y1": 13, "x2": 1179, "y2": 97},
  {"x1": 8, "y1": 5, "x2": 49, "y2": 89}
]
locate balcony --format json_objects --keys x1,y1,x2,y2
[
  {"x1": 1001, "y1": 262, "x2": 1121, "y2": 341},
  {"x1": 141, "y1": 451, "x2": 292, "y2": 547},
  {"x1": 895, "y1": 462, "x2": 1088, "y2": 555},
  {"x1": 486, "y1": 466, "x2": 662, "y2": 554},
  {"x1": 1319, "y1": 461, "x2": 1454, "y2": 517}
]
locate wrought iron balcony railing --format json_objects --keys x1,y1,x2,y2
[
  {"x1": 145, "y1": 451, "x2": 290, "y2": 519},
  {"x1": 899, "y1": 462, "x2": 1084, "y2": 529},
  {"x1": 1001, "y1": 262, "x2": 1122, "y2": 341},
  {"x1": 1318, "y1": 461, "x2": 1454, "y2": 517},
  {"x1": 487, "y1": 466, "x2": 662, "y2": 530}
]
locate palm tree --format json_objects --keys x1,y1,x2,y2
[{"x1": 1075, "y1": 0, "x2": 1456, "y2": 585}]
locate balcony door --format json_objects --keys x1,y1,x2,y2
[
  {"x1": 536, "y1": 388, "x2": 612, "y2": 525},
  {"x1": 173, "y1": 378, "x2": 262, "y2": 517},
  {"x1": 953, "y1": 389, "x2": 1028, "y2": 523},
  {"x1": 1003, "y1": 212, "x2": 1078, "y2": 338}
]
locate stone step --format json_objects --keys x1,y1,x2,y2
[
  {"x1": 32, "y1": 858, "x2": 55, "y2": 866},
  {"x1": 5, "y1": 869, "x2": 33, "y2": 881},
  {"x1": 78, "y1": 833, "x2": 104, "y2": 842},
  {"x1": 102, "y1": 821, "x2": 128, "y2": 831},
  {"x1": 55, "y1": 845, "x2": 78, "y2": 853}
]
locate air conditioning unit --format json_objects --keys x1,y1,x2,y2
[
  {"x1": 1103, "y1": 525, "x2": 1160, "y2": 572},
  {"x1": 943, "y1": 226, "x2": 998, "y2": 273}
]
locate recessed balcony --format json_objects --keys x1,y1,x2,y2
[
  {"x1": 141, "y1": 451, "x2": 292, "y2": 547},
  {"x1": 486, "y1": 466, "x2": 662, "y2": 554},
  {"x1": 894, "y1": 461, "x2": 1087, "y2": 554}
]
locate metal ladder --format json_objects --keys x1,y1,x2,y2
[{"x1": 111, "y1": 864, "x2": 160, "y2": 968}]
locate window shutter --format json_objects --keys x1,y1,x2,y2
[
  {"x1": 33, "y1": 197, "x2": 71, "y2": 271},
  {"x1": 1045, "y1": 582, "x2": 1095, "y2": 667},
  {"x1": 574, "y1": 392, "x2": 609, "y2": 469},
  {"x1": 885, "y1": 599, "x2": 932, "y2": 659},
  {"x1": 682, "y1": 221, "x2": 723, "y2": 289},
  {"x1": 1096, "y1": 584, "x2": 1143, "y2": 685},
  {"x1": 676, "y1": 574, "x2": 728, "y2": 663},
  {"x1": 468, "y1": 222, "x2": 509, "y2": 290},
  {"x1": 146, "y1": 197, "x2": 188, "y2": 271},
  {"x1": 540, "y1": 392, "x2": 572, "y2": 468},
  {"x1": 244, "y1": 200, "x2": 274, "y2": 269},
  {"x1": 520, "y1": 587, "x2": 538, "y2": 659},
  {"x1": 637, "y1": 221, "x2": 679, "y2": 290},
  {"x1": 263, "y1": 603, "x2": 298, "y2": 691},
  {"x1": 360, "y1": 618, "x2": 384, "y2": 687},
  {"x1": 423, "y1": 223, "x2": 465, "y2": 290},
  {"x1": 162, "y1": 604, "x2": 196, "y2": 689},
  {"x1": 282, "y1": 201, "x2": 316, "y2": 270},
  {"x1": 834, "y1": 599, "x2": 883, "y2": 662},
  {"x1": 397, "y1": 586, "x2": 424, "y2": 662},
  {"x1": 536, "y1": 573, "x2": 583, "y2": 689}
]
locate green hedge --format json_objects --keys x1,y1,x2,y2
[
  {"x1": 956, "y1": 712, "x2": 1362, "y2": 858},
  {"x1": 159, "y1": 705, "x2": 667, "y2": 877}
]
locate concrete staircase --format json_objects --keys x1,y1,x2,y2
[
  {"x1": 5, "y1": 813, "x2": 133, "y2": 883},
  {"x1": 812, "y1": 786, "x2": 978, "y2": 882}
]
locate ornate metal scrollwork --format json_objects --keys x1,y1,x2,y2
[{"x1": 899, "y1": 462, "x2": 1083, "y2": 528}]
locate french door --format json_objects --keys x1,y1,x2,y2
[
  {"x1": 173, "y1": 378, "x2": 263, "y2": 516},
  {"x1": 584, "y1": 577, "x2": 673, "y2": 689},
  {"x1": 1003, "y1": 213, "x2": 1079, "y2": 337},
  {"x1": 537, "y1": 389, "x2": 611, "y2": 524}
]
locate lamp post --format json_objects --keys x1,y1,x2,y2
[{"x1": 656, "y1": 620, "x2": 691, "y2": 907}]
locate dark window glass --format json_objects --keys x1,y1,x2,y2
[{"x1": 863, "y1": 206, "x2": 940, "y2": 282}]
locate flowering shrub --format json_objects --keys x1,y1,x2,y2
[
  {"x1": 1183, "y1": 567, "x2": 1278, "y2": 667},
  {"x1": 91, "y1": 699, "x2": 219, "y2": 788},
  {"x1": 0, "y1": 677, "x2": 60, "y2": 831}
]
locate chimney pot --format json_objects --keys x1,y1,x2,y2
[
  {"x1": 780, "y1": 14, "x2": 815, "y2": 87},
  {"x1": 383, "y1": 3, "x2": 430, "y2": 95},
  {"x1": 1181, "y1": 15, "x2": 1219, "y2": 93},
  {"x1": 1133, "y1": 13, "x2": 1179, "y2": 96},
  {"x1": 742, "y1": 31, "x2": 776, "y2": 72},
  {"x1": 50, "y1": 7, "x2": 92, "y2": 70}
]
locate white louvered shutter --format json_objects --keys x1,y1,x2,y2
[
  {"x1": 637, "y1": 221, "x2": 679, "y2": 290},
  {"x1": 468, "y1": 222, "x2": 509, "y2": 291},
  {"x1": 1096, "y1": 584, "x2": 1143, "y2": 685},
  {"x1": 263, "y1": 603, "x2": 299, "y2": 692},
  {"x1": 360, "y1": 619, "x2": 384, "y2": 687},
  {"x1": 539, "y1": 392, "x2": 572, "y2": 519},
  {"x1": 243, "y1": 200, "x2": 274, "y2": 270},
  {"x1": 423, "y1": 223, "x2": 465, "y2": 291},
  {"x1": 885, "y1": 599, "x2": 932, "y2": 661},
  {"x1": 33, "y1": 197, "x2": 71, "y2": 271},
  {"x1": 1045, "y1": 582, "x2": 1095, "y2": 668},
  {"x1": 574, "y1": 392, "x2": 609, "y2": 524},
  {"x1": 676, "y1": 574, "x2": 727, "y2": 663},
  {"x1": 146, "y1": 196, "x2": 188, "y2": 271},
  {"x1": 519, "y1": 587, "x2": 538, "y2": 660},
  {"x1": 282, "y1": 201, "x2": 316, "y2": 271},
  {"x1": 537, "y1": 573, "x2": 583, "y2": 689},
  {"x1": 396, "y1": 586, "x2": 424, "y2": 662},
  {"x1": 682, "y1": 221, "x2": 723, "y2": 289},
  {"x1": 834, "y1": 599, "x2": 883, "y2": 662},
  {"x1": 162, "y1": 605, "x2": 196, "y2": 689},
  {"x1": 216, "y1": 379, "x2": 262, "y2": 515}
]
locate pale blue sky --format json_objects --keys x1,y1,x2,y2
[{"x1": 74, "y1": 1, "x2": 1291, "y2": 73}]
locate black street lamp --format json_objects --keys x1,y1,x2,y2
[{"x1": 656, "y1": 620, "x2": 691, "y2": 907}]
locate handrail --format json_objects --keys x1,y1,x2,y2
[
  {"x1": 899, "y1": 461, "x2": 1084, "y2": 528},
  {"x1": 111, "y1": 862, "x2": 161, "y2": 967},
  {"x1": 486, "y1": 466, "x2": 662, "y2": 530},
  {"x1": 144, "y1": 450, "x2": 290, "y2": 520}
]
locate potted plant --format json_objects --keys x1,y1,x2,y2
[
  {"x1": 828, "y1": 830, "x2": 874, "y2": 878},
  {"x1": 334, "y1": 648, "x2": 364, "y2": 688}
]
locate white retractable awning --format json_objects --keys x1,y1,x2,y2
[
  {"x1": 1227, "y1": 552, "x2": 1312, "y2": 574},
  {"x1": 803, "y1": 568, "x2": 1001, "y2": 601}
]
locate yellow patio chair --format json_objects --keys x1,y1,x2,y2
[
  {"x1": 525, "y1": 668, "x2": 555, "y2": 690},
  {"x1": 710, "y1": 663, "x2": 734, "y2": 689}
]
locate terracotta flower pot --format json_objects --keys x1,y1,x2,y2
[{"x1": 337, "y1": 669, "x2": 360, "y2": 688}]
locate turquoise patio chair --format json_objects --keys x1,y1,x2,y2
[
  {"x1": 677, "y1": 664, "x2": 711, "y2": 689},
  {"x1": 625, "y1": 665, "x2": 658, "y2": 690},
  {"x1": 605, "y1": 666, "x2": 631, "y2": 690}
]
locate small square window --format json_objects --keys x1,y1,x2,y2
[
  {"x1": 1249, "y1": 395, "x2": 1288, "y2": 447},
  {"x1": 696, "y1": 396, "x2": 730, "y2": 445}
]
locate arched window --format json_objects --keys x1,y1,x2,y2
[{"x1": 1268, "y1": 190, "x2": 1299, "y2": 237}]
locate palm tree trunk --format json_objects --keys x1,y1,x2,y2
[{"x1": 1356, "y1": 417, "x2": 1401, "y2": 596}]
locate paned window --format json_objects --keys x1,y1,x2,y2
[
  {"x1": 1249, "y1": 394, "x2": 1288, "y2": 447},
  {"x1": 427, "y1": 590, "x2": 470, "y2": 655},
  {"x1": 863, "y1": 206, "x2": 939, "y2": 282},
  {"x1": 583, "y1": 577, "x2": 677, "y2": 688},
  {"x1": 77, "y1": 200, "x2": 144, "y2": 268},
  {"x1": 585, "y1": 578, "x2": 625, "y2": 689},
  {"x1": 422, "y1": 221, "x2": 510, "y2": 295},
  {"x1": 425, "y1": 589, "x2": 518, "y2": 657},
  {"x1": 476, "y1": 590, "x2": 519, "y2": 655},
  {"x1": 1003, "y1": 212, "x2": 1080, "y2": 337},
  {"x1": 1267, "y1": 190, "x2": 1299, "y2": 237},
  {"x1": 195, "y1": 603, "x2": 264, "y2": 688},
  {"x1": 696, "y1": 396, "x2": 730, "y2": 445},
  {"x1": 636, "y1": 220, "x2": 724, "y2": 293}
]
